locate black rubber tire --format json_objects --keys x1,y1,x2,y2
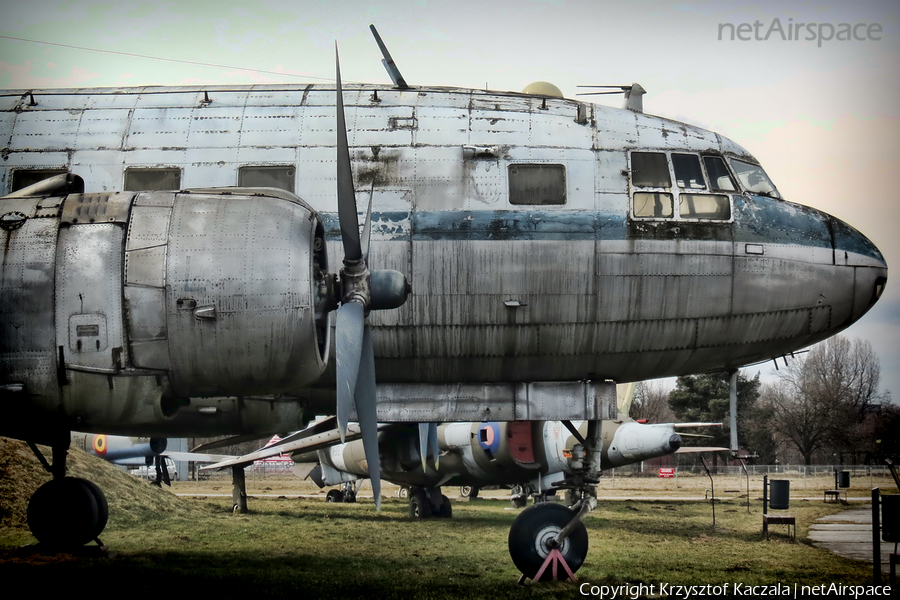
[
  {"x1": 325, "y1": 489, "x2": 344, "y2": 503},
  {"x1": 343, "y1": 489, "x2": 356, "y2": 503},
  {"x1": 508, "y1": 503, "x2": 589, "y2": 581},
  {"x1": 459, "y1": 485, "x2": 478, "y2": 498},
  {"x1": 511, "y1": 495, "x2": 527, "y2": 509},
  {"x1": 27, "y1": 478, "x2": 101, "y2": 548},
  {"x1": 436, "y1": 494, "x2": 452, "y2": 518},
  {"x1": 77, "y1": 478, "x2": 108, "y2": 539},
  {"x1": 409, "y1": 491, "x2": 431, "y2": 519}
]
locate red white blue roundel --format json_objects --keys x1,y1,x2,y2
[{"x1": 478, "y1": 422, "x2": 501, "y2": 454}]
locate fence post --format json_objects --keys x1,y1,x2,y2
[{"x1": 872, "y1": 488, "x2": 881, "y2": 584}]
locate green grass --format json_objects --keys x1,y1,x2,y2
[{"x1": 0, "y1": 492, "x2": 877, "y2": 599}]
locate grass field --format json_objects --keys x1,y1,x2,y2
[{"x1": 0, "y1": 442, "x2": 892, "y2": 599}]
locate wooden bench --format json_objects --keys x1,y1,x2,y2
[
  {"x1": 823, "y1": 489, "x2": 846, "y2": 503},
  {"x1": 763, "y1": 514, "x2": 796, "y2": 540}
]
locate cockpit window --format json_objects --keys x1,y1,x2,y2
[
  {"x1": 630, "y1": 151, "x2": 734, "y2": 222},
  {"x1": 730, "y1": 159, "x2": 780, "y2": 198},
  {"x1": 703, "y1": 156, "x2": 736, "y2": 192},
  {"x1": 631, "y1": 152, "x2": 671, "y2": 188},
  {"x1": 634, "y1": 192, "x2": 674, "y2": 218},
  {"x1": 672, "y1": 154, "x2": 706, "y2": 189},
  {"x1": 680, "y1": 194, "x2": 730, "y2": 220}
]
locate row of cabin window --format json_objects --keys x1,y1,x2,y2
[
  {"x1": 10, "y1": 164, "x2": 568, "y2": 206},
  {"x1": 630, "y1": 151, "x2": 735, "y2": 221}
]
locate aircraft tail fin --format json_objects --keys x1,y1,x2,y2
[{"x1": 616, "y1": 382, "x2": 637, "y2": 421}]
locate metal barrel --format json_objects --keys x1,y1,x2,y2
[
  {"x1": 769, "y1": 480, "x2": 790, "y2": 510},
  {"x1": 839, "y1": 471, "x2": 850, "y2": 488}
]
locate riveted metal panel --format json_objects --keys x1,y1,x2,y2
[
  {"x1": 165, "y1": 191, "x2": 324, "y2": 397},
  {"x1": 55, "y1": 222, "x2": 126, "y2": 371},
  {"x1": 126, "y1": 205, "x2": 172, "y2": 250},
  {"x1": 133, "y1": 191, "x2": 177, "y2": 207},
  {"x1": 124, "y1": 286, "x2": 166, "y2": 341},
  {"x1": 125, "y1": 246, "x2": 167, "y2": 287},
  {"x1": 129, "y1": 340, "x2": 170, "y2": 370},
  {"x1": 61, "y1": 192, "x2": 134, "y2": 225},
  {"x1": 696, "y1": 309, "x2": 811, "y2": 348},
  {"x1": 364, "y1": 381, "x2": 614, "y2": 422},
  {"x1": 0, "y1": 197, "x2": 58, "y2": 400}
]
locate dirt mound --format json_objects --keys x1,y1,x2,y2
[{"x1": 0, "y1": 436, "x2": 202, "y2": 530}]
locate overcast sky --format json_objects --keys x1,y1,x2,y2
[{"x1": 2, "y1": 0, "x2": 898, "y2": 399}]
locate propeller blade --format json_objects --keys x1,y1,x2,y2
[
  {"x1": 418, "y1": 423, "x2": 430, "y2": 472},
  {"x1": 428, "y1": 422, "x2": 439, "y2": 470},
  {"x1": 335, "y1": 44, "x2": 362, "y2": 263},
  {"x1": 417, "y1": 422, "x2": 440, "y2": 471},
  {"x1": 356, "y1": 326, "x2": 381, "y2": 510},
  {"x1": 361, "y1": 180, "x2": 375, "y2": 261},
  {"x1": 335, "y1": 301, "x2": 364, "y2": 441}
]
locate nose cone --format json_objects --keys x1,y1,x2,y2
[
  {"x1": 667, "y1": 433, "x2": 682, "y2": 453},
  {"x1": 831, "y1": 215, "x2": 888, "y2": 320}
]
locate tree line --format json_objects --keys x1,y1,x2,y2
[{"x1": 630, "y1": 335, "x2": 898, "y2": 465}]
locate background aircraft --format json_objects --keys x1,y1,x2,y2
[
  {"x1": 0, "y1": 26, "x2": 887, "y2": 579},
  {"x1": 70, "y1": 432, "x2": 232, "y2": 484},
  {"x1": 211, "y1": 384, "x2": 721, "y2": 516}
]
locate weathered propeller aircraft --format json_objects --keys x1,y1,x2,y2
[{"x1": 0, "y1": 25, "x2": 887, "y2": 580}]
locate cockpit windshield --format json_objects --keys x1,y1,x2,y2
[{"x1": 730, "y1": 159, "x2": 781, "y2": 198}]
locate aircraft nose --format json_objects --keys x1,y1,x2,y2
[{"x1": 830, "y1": 214, "x2": 888, "y2": 319}]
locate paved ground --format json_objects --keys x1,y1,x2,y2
[{"x1": 808, "y1": 505, "x2": 897, "y2": 575}]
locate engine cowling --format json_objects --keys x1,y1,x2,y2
[{"x1": 1, "y1": 188, "x2": 330, "y2": 434}]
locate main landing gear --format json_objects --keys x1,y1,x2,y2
[
  {"x1": 325, "y1": 481, "x2": 358, "y2": 503},
  {"x1": 508, "y1": 420, "x2": 602, "y2": 582},
  {"x1": 26, "y1": 433, "x2": 109, "y2": 548},
  {"x1": 407, "y1": 486, "x2": 451, "y2": 519}
]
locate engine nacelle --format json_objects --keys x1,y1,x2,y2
[
  {"x1": 604, "y1": 422, "x2": 682, "y2": 467},
  {"x1": 1, "y1": 188, "x2": 330, "y2": 435}
]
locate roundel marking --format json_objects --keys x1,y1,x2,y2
[
  {"x1": 478, "y1": 422, "x2": 501, "y2": 454},
  {"x1": 93, "y1": 434, "x2": 107, "y2": 456}
]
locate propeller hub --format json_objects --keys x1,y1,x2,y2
[{"x1": 339, "y1": 258, "x2": 371, "y2": 309}]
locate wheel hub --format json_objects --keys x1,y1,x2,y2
[{"x1": 533, "y1": 525, "x2": 569, "y2": 559}]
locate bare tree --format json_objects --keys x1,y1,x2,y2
[
  {"x1": 630, "y1": 380, "x2": 676, "y2": 423},
  {"x1": 767, "y1": 381, "x2": 830, "y2": 465},
  {"x1": 771, "y1": 335, "x2": 889, "y2": 464}
]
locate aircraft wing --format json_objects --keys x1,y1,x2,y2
[
  {"x1": 672, "y1": 423, "x2": 722, "y2": 428},
  {"x1": 191, "y1": 417, "x2": 338, "y2": 453},
  {"x1": 164, "y1": 451, "x2": 236, "y2": 463},
  {"x1": 675, "y1": 446, "x2": 730, "y2": 453},
  {"x1": 201, "y1": 422, "x2": 378, "y2": 471},
  {"x1": 191, "y1": 434, "x2": 270, "y2": 453}
]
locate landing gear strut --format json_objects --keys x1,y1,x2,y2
[
  {"x1": 26, "y1": 432, "x2": 109, "y2": 548},
  {"x1": 408, "y1": 487, "x2": 452, "y2": 518},
  {"x1": 325, "y1": 481, "x2": 358, "y2": 503},
  {"x1": 508, "y1": 503, "x2": 590, "y2": 581},
  {"x1": 509, "y1": 420, "x2": 602, "y2": 582}
]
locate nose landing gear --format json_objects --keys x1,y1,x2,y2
[
  {"x1": 508, "y1": 502, "x2": 589, "y2": 582},
  {"x1": 509, "y1": 419, "x2": 602, "y2": 582}
]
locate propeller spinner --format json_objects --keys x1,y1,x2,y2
[{"x1": 333, "y1": 45, "x2": 410, "y2": 510}]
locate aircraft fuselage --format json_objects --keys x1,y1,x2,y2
[{"x1": 0, "y1": 84, "x2": 887, "y2": 437}]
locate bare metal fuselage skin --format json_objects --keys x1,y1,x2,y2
[{"x1": 0, "y1": 84, "x2": 887, "y2": 440}]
